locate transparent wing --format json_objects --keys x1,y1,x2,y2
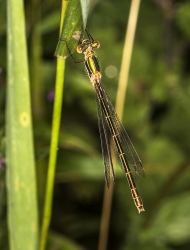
[
  {"x1": 94, "y1": 82, "x2": 145, "y2": 180},
  {"x1": 96, "y1": 95, "x2": 115, "y2": 188}
]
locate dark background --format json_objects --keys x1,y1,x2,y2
[{"x1": 1, "y1": 0, "x2": 190, "y2": 249}]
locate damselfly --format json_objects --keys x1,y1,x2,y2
[{"x1": 63, "y1": 30, "x2": 145, "y2": 213}]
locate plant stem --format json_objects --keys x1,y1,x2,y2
[{"x1": 39, "y1": 1, "x2": 68, "y2": 249}]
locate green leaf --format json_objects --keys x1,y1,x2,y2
[
  {"x1": 80, "y1": 0, "x2": 91, "y2": 29},
  {"x1": 6, "y1": 0, "x2": 38, "y2": 249},
  {"x1": 54, "y1": 0, "x2": 90, "y2": 58}
]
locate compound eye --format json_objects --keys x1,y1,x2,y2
[
  {"x1": 92, "y1": 40, "x2": 100, "y2": 49},
  {"x1": 76, "y1": 45, "x2": 83, "y2": 53}
]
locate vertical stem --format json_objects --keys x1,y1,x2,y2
[
  {"x1": 39, "y1": 59, "x2": 66, "y2": 250},
  {"x1": 116, "y1": 0, "x2": 141, "y2": 119},
  {"x1": 98, "y1": 183, "x2": 114, "y2": 250},
  {"x1": 39, "y1": 1, "x2": 68, "y2": 250}
]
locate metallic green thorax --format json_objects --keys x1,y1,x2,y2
[{"x1": 85, "y1": 54, "x2": 100, "y2": 78}]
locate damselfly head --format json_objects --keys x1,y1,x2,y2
[{"x1": 76, "y1": 39, "x2": 100, "y2": 54}]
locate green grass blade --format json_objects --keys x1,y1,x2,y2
[
  {"x1": 55, "y1": 0, "x2": 90, "y2": 58},
  {"x1": 6, "y1": 0, "x2": 39, "y2": 250},
  {"x1": 40, "y1": 1, "x2": 90, "y2": 249},
  {"x1": 39, "y1": 1, "x2": 67, "y2": 250},
  {"x1": 55, "y1": 0, "x2": 82, "y2": 58},
  {"x1": 80, "y1": 0, "x2": 91, "y2": 29}
]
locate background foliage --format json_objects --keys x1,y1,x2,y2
[{"x1": 1, "y1": 0, "x2": 190, "y2": 250}]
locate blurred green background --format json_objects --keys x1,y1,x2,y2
[{"x1": 1, "y1": 0, "x2": 190, "y2": 249}]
